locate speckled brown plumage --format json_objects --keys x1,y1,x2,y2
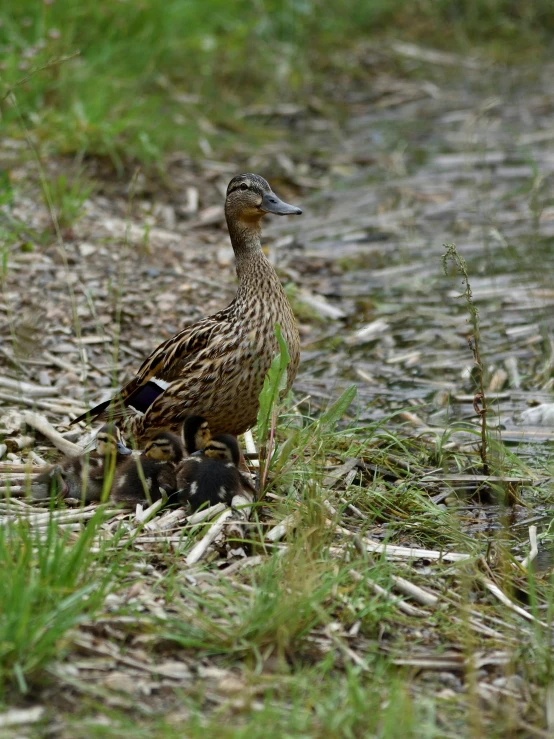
[{"x1": 73, "y1": 174, "x2": 302, "y2": 444}]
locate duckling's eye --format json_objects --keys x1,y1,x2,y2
[{"x1": 240, "y1": 183, "x2": 249, "y2": 191}]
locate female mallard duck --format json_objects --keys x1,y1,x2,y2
[
  {"x1": 31, "y1": 424, "x2": 132, "y2": 502},
  {"x1": 72, "y1": 174, "x2": 302, "y2": 443},
  {"x1": 112, "y1": 430, "x2": 183, "y2": 506},
  {"x1": 176, "y1": 434, "x2": 256, "y2": 512}
]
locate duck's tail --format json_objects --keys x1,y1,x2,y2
[
  {"x1": 71, "y1": 399, "x2": 112, "y2": 426},
  {"x1": 71, "y1": 380, "x2": 168, "y2": 427}
]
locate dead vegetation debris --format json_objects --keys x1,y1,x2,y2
[{"x1": 0, "y1": 51, "x2": 554, "y2": 735}]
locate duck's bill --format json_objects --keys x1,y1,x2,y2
[
  {"x1": 260, "y1": 192, "x2": 302, "y2": 216},
  {"x1": 117, "y1": 441, "x2": 133, "y2": 455}
]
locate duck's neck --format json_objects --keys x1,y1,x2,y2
[{"x1": 226, "y1": 215, "x2": 267, "y2": 279}]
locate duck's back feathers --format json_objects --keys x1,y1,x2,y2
[
  {"x1": 73, "y1": 314, "x2": 229, "y2": 427},
  {"x1": 112, "y1": 457, "x2": 178, "y2": 505},
  {"x1": 31, "y1": 452, "x2": 111, "y2": 502},
  {"x1": 176, "y1": 456, "x2": 243, "y2": 511},
  {"x1": 176, "y1": 433, "x2": 255, "y2": 511}
]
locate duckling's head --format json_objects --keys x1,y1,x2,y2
[
  {"x1": 182, "y1": 416, "x2": 211, "y2": 454},
  {"x1": 202, "y1": 434, "x2": 240, "y2": 466},
  {"x1": 96, "y1": 424, "x2": 132, "y2": 457},
  {"x1": 225, "y1": 174, "x2": 302, "y2": 223},
  {"x1": 143, "y1": 431, "x2": 183, "y2": 462}
]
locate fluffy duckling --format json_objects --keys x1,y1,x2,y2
[
  {"x1": 31, "y1": 464, "x2": 66, "y2": 499},
  {"x1": 182, "y1": 415, "x2": 211, "y2": 454},
  {"x1": 31, "y1": 424, "x2": 132, "y2": 502},
  {"x1": 176, "y1": 434, "x2": 255, "y2": 512},
  {"x1": 111, "y1": 430, "x2": 184, "y2": 506}
]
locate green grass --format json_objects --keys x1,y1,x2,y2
[
  {"x1": 40, "y1": 170, "x2": 94, "y2": 231},
  {"x1": 1, "y1": 0, "x2": 554, "y2": 170},
  {"x1": 0, "y1": 394, "x2": 552, "y2": 734},
  {"x1": 0, "y1": 509, "x2": 124, "y2": 693}
]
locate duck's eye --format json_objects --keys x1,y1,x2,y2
[{"x1": 240, "y1": 183, "x2": 249, "y2": 191}]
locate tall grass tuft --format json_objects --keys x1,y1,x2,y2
[{"x1": 0, "y1": 511, "x2": 122, "y2": 693}]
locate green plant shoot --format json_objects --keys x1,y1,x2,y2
[{"x1": 257, "y1": 323, "x2": 290, "y2": 446}]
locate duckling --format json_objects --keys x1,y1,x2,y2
[
  {"x1": 176, "y1": 434, "x2": 256, "y2": 512},
  {"x1": 31, "y1": 424, "x2": 132, "y2": 502},
  {"x1": 31, "y1": 464, "x2": 67, "y2": 499},
  {"x1": 72, "y1": 174, "x2": 302, "y2": 444},
  {"x1": 182, "y1": 415, "x2": 211, "y2": 454},
  {"x1": 112, "y1": 430, "x2": 183, "y2": 506}
]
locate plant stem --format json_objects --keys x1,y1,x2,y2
[{"x1": 442, "y1": 243, "x2": 489, "y2": 474}]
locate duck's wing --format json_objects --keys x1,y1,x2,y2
[
  {"x1": 72, "y1": 310, "x2": 233, "y2": 425},
  {"x1": 121, "y1": 327, "x2": 244, "y2": 429}
]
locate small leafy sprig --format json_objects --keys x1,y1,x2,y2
[
  {"x1": 442, "y1": 242, "x2": 489, "y2": 474},
  {"x1": 257, "y1": 324, "x2": 290, "y2": 490}
]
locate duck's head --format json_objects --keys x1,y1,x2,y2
[
  {"x1": 95, "y1": 424, "x2": 132, "y2": 457},
  {"x1": 225, "y1": 174, "x2": 302, "y2": 223},
  {"x1": 202, "y1": 434, "x2": 240, "y2": 466},
  {"x1": 182, "y1": 416, "x2": 211, "y2": 454},
  {"x1": 143, "y1": 431, "x2": 183, "y2": 462}
]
